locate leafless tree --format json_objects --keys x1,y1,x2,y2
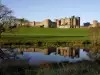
[{"x1": 0, "y1": 4, "x2": 13, "y2": 38}]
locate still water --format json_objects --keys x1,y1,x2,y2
[{"x1": 16, "y1": 48, "x2": 90, "y2": 65}]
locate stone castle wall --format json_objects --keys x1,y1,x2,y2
[
  {"x1": 27, "y1": 19, "x2": 52, "y2": 28},
  {"x1": 22, "y1": 16, "x2": 80, "y2": 28}
]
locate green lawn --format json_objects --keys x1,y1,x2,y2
[
  {"x1": 2, "y1": 27, "x2": 88, "y2": 36},
  {"x1": 1, "y1": 27, "x2": 89, "y2": 41},
  {"x1": 16, "y1": 27, "x2": 88, "y2": 36}
]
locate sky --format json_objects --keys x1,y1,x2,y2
[{"x1": 1, "y1": 0, "x2": 100, "y2": 25}]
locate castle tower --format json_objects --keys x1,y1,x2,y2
[
  {"x1": 59, "y1": 20, "x2": 61, "y2": 26},
  {"x1": 33, "y1": 21, "x2": 35, "y2": 26},
  {"x1": 71, "y1": 16, "x2": 77, "y2": 28},
  {"x1": 70, "y1": 16, "x2": 80, "y2": 28},
  {"x1": 73, "y1": 17, "x2": 77, "y2": 28},
  {"x1": 76, "y1": 17, "x2": 80, "y2": 28},
  {"x1": 43, "y1": 19, "x2": 51, "y2": 28},
  {"x1": 70, "y1": 17, "x2": 73, "y2": 28},
  {"x1": 92, "y1": 20, "x2": 98, "y2": 27},
  {"x1": 54, "y1": 19, "x2": 60, "y2": 27},
  {"x1": 61, "y1": 18, "x2": 65, "y2": 25}
]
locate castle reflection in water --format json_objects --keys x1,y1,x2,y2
[{"x1": 18, "y1": 47, "x2": 81, "y2": 58}]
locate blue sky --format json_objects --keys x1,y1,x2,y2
[{"x1": 1, "y1": 0, "x2": 100, "y2": 25}]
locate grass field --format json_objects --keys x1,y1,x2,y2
[
  {"x1": 1, "y1": 27, "x2": 89, "y2": 41},
  {"x1": 14, "y1": 27, "x2": 88, "y2": 36}
]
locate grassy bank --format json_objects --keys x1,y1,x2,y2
[{"x1": 1, "y1": 27, "x2": 89, "y2": 42}]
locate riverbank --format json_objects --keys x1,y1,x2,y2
[{"x1": 0, "y1": 60, "x2": 100, "y2": 75}]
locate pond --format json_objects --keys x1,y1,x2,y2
[{"x1": 11, "y1": 47, "x2": 91, "y2": 65}]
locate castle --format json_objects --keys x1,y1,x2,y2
[
  {"x1": 55, "y1": 16, "x2": 80, "y2": 28},
  {"x1": 22, "y1": 16, "x2": 80, "y2": 28},
  {"x1": 22, "y1": 16, "x2": 100, "y2": 28}
]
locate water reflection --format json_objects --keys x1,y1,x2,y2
[
  {"x1": 0, "y1": 46, "x2": 91, "y2": 65},
  {"x1": 17, "y1": 47, "x2": 90, "y2": 65}
]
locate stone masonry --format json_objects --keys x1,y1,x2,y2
[{"x1": 22, "y1": 16, "x2": 80, "y2": 28}]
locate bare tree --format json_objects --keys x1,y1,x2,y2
[
  {"x1": 0, "y1": 4, "x2": 12, "y2": 38},
  {"x1": 7, "y1": 16, "x2": 19, "y2": 32}
]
